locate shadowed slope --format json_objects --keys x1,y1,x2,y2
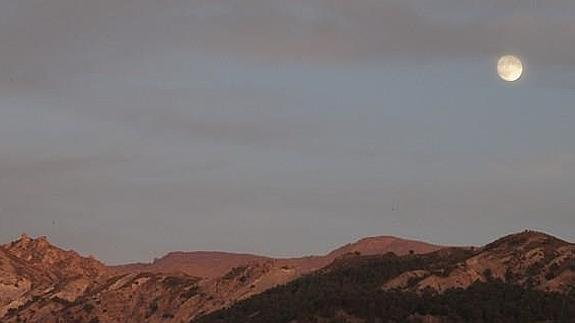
[{"x1": 197, "y1": 230, "x2": 575, "y2": 323}]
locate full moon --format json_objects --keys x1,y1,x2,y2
[{"x1": 497, "y1": 55, "x2": 523, "y2": 82}]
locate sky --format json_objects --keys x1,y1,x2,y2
[{"x1": 0, "y1": 0, "x2": 574, "y2": 264}]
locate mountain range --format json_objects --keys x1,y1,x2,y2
[{"x1": 1, "y1": 231, "x2": 573, "y2": 322}]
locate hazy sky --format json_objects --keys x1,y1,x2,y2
[{"x1": 1, "y1": 0, "x2": 574, "y2": 264}]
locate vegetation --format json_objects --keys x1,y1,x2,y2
[
  {"x1": 180, "y1": 285, "x2": 200, "y2": 299},
  {"x1": 163, "y1": 275, "x2": 197, "y2": 289},
  {"x1": 223, "y1": 265, "x2": 249, "y2": 280},
  {"x1": 196, "y1": 251, "x2": 575, "y2": 323}
]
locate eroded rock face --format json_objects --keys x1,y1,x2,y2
[
  {"x1": 0, "y1": 270, "x2": 32, "y2": 317},
  {"x1": 7, "y1": 231, "x2": 573, "y2": 322},
  {"x1": 51, "y1": 278, "x2": 91, "y2": 303},
  {"x1": 382, "y1": 270, "x2": 430, "y2": 290},
  {"x1": 0, "y1": 234, "x2": 109, "y2": 319},
  {"x1": 381, "y1": 231, "x2": 575, "y2": 295},
  {"x1": 5, "y1": 234, "x2": 107, "y2": 280},
  {"x1": 0, "y1": 233, "x2": 446, "y2": 322}
]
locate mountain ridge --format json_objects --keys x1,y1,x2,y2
[
  {"x1": 111, "y1": 235, "x2": 442, "y2": 279},
  {"x1": 1, "y1": 230, "x2": 573, "y2": 322},
  {"x1": 199, "y1": 230, "x2": 575, "y2": 323},
  {"x1": 0, "y1": 232, "x2": 442, "y2": 321}
]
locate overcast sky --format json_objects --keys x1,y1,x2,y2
[{"x1": 1, "y1": 0, "x2": 574, "y2": 264}]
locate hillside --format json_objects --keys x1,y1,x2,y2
[
  {"x1": 113, "y1": 236, "x2": 442, "y2": 278},
  {"x1": 197, "y1": 231, "x2": 575, "y2": 323},
  {"x1": 113, "y1": 252, "x2": 272, "y2": 279},
  {"x1": 0, "y1": 234, "x2": 109, "y2": 318},
  {"x1": 0, "y1": 233, "x2": 441, "y2": 322},
  {"x1": 4, "y1": 231, "x2": 572, "y2": 322}
]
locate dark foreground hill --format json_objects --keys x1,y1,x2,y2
[{"x1": 197, "y1": 231, "x2": 575, "y2": 323}]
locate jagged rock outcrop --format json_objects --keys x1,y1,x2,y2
[{"x1": 0, "y1": 233, "x2": 109, "y2": 318}]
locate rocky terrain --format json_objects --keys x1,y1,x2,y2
[
  {"x1": 3, "y1": 230, "x2": 572, "y2": 322},
  {"x1": 0, "y1": 234, "x2": 109, "y2": 319},
  {"x1": 201, "y1": 230, "x2": 575, "y2": 323},
  {"x1": 382, "y1": 231, "x2": 575, "y2": 294},
  {"x1": 0, "y1": 233, "x2": 440, "y2": 322}
]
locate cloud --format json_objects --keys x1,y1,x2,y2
[{"x1": 2, "y1": 0, "x2": 574, "y2": 88}]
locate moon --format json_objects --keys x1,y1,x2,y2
[{"x1": 497, "y1": 55, "x2": 523, "y2": 82}]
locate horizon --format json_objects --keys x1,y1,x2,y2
[{"x1": 3, "y1": 228, "x2": 571, "y2": 265}]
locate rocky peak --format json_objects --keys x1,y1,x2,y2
[
  {"x1": 3, "y1": 234, "x2": 108, "y2": 280},
  {"x1": 7, "y1": 234, "x2": 58, "y2": 261},
  {"x1": 18, "y1": 233, "x2": 32, "y2": 244},
  {"x1": 8, "y1": 233, "x2": 50, "y2": 252},
  {"x1": 483, "y1": 230, "x2": 569, "y2": 252}
]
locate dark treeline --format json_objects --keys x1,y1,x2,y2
[{"x1": 196, "y1": 252, "x2": 575, "y2": 323}]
